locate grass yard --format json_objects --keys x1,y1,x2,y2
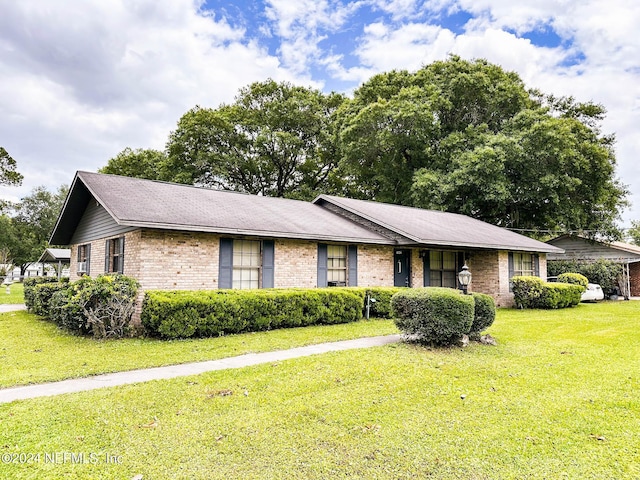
[
  {"x1": 1, "y1": 302, "x2": 639, "y2": 479},
  {"x1": 0, "y1": 281, "x2": 24, "y2": 304},
  {"x1": 0, "y1": 311, "x2": 398, "y2": 387}
]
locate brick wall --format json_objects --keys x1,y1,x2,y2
[
  {"x1": 357, "y1": 244, "x2": 394, "y2": 286},
  {"x1": 69, "y1": 228, "x2": 550, "y2": 311},
  {"x1": 630, "y1": 262, "x2": 640, "y2": 297},
  {"x1": 274, "y1": 239, "x2": 318, "y2": 288}
]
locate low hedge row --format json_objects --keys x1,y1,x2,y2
[
  {"x1": 512, "y1": 276, "x2": 582, "y2": 309},
  {"x1": 142, "y1": 288, "x2": 364, "y2": 339},
  {"x1": 390, "y1": 288, "x2": 496, "y2": 345},
  {"x1": 141, "y1": 287, "x2": 406, "y2": 339}
]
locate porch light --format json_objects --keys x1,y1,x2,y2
[{"x1": 458, "y1": 264, "x2": 472, "y2": 295}]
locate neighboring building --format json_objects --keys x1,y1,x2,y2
[
  {"x1": 50, "y1": 171, "x2": 562, "y2": 308},
  {"x1": 547, "y1": 234, "x2": 640, "y2": 298},
  {"x1": 37, "y1": 248, "x2": 71, "y2": 279}
]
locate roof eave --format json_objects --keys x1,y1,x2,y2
[{"x1": 118, "y1": 220, "x2": 397, "y2": 245}]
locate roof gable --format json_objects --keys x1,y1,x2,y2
[
  {"x1": 314, "y1": 195, "x2": 563, "y2": 253},
  {"x1": 547, "y1": 234, "x2": 640, "y2": 261},
  {"x1": 51, "y1": 172, "x2": 392, "y2": 245}
]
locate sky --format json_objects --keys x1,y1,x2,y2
[{"x1": 0, "y1": 0, "x2": 639, "y2": 229}]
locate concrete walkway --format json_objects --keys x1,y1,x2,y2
[
  {"x1": 0, "y1": 304, "x2": 27, "y2": 313},
  {"x1": 0, "y1": 334, "x2": 402, "y2": 404}
]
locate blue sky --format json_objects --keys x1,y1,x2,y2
[{"x1": 0, "y1": 0, "x2": 639, "y2": 229}]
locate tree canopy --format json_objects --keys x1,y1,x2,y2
[
  {"x1": 164, "y1": 79, "x2": 346, "y2": 199},
  {"x1": 100, "y1": 57, "x2": 628, "y2": 238},
  {"x1": 99, "y1": 147, "x2": 167, "y2": 181},
  {"x1": 338, "y1": 56, "x2": 627, "y2": 238},
  {"x1": 0, "y1": 147, "x2": 23, "y2": 186},
  {"x1": 0, "y1": 185, "x2": 68, "y2": 277}
]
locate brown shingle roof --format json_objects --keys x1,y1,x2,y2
[
  {"x1": 51, "y1": 171, "x2": 562, "y2": 254},
  {"x1": 314, "y1": 194, "x2": 562, "y2": 253},
  {"x1": 51, "y1": 172, "x2": 393, "y2": 245}
]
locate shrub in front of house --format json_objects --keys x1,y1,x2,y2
[
  {"x1": 556, "y1": 272, "x2": 588, "y2": 291},
  {"x1": 23, "y1": 276, "x2": 64, "y2": 312},
  {"x1": 511, "y1": 276, "x2": 545, "y2": 309},
  {"x1": 348, "y1": 286, "x2": 405, "y2": 318},
  {"x1": 538, "y1": 283, "x2": 583, "y2": 308},
  {"x1": 390, "y1": 287, "x2": 475, "y2": 346},
  {"x1": 470, "y1": 292, "x2": 496, "y2": 335},
  {"x1": 548, "y1": 259, "x2": 622, "y2": 293},
  {"x1": 30, "y1": 282, "x2": 69, "y2": 317},
  {"x1": 43, "y1": 274, "x2": 140, "y2": 338},
  {"x1": 141, "y1": 288, "x2": 364, "y2": 339},
  {"x1": 512, "y1": 275, "x2": 582, "y2": 309}
]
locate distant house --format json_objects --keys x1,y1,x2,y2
[
  {"x1": 37, "y1": 248, "x2": 71, "y2": 279},
  {"x1": 50, "y1": 172, "x2": 562, "y2": 307},
  {"x1": 547, "y1": 234, "x2": 640, "y2": 298}
]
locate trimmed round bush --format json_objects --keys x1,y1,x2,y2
[
  {"x1": 470, "y1": 292, "x2": 496, "y2": 334},
  {"x1": 557, "y1": 272, "x2": 588, "y2": 292},
  {"x1": 391, "y1": 287, "x2": 474, "y2": 345}
]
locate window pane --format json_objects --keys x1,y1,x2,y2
[
  {"x1": 443, "y1": 271, "x2": 457, "y2": 288},
  {"x1": 442, "y1": 251, "x2": 456, "y2": 271},
  {"x1": 430, "y1": 271, "x2": 442, "y2": 287},
  {"x1": 327, "y1": 245, "x2": 347, "y2": 284},
  {"x1": 429, "y1": 251, "x2": 442, "y2": 270},
  {"x1": 232, "y1": 240, "x2": 261, "y2": 289}
]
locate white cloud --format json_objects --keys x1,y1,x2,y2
[
  {"x1": 0, "y1": 0, "x2": 291, "y2": 204},
  {"x1": 1, "y1": 0, "x2": 639, "y2": 227}
]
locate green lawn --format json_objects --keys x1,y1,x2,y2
[
  {"x1": 0, "y1": 281, "x2": 24, "y2": 304},
  {"x1": 1, "y1": 302, "x2": 639, "y2": 479},
  {"x1": 0, "y1": 310, "x2": 398, "y2": 388}
]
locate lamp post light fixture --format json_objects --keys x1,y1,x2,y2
[{"x1": 458, "y1": 263, "x2": 472, "y2": 295}]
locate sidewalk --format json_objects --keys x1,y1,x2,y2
[
  {"x1": 0, "y1": 334, "x2": 402, "y2": 404},
  {"x1": 0, "y1": 304, "x2": 27, "y2": 313}
]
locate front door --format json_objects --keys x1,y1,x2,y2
[{"x1": 394, "y1": 249, "x2": 411, "y2": 287}]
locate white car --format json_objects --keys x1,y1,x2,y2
[{"x1": 581, "y1": 283, "x2": 604, "y2": 302}]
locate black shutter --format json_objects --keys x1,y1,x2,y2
[
  {"x1": 508, "y1": 252, "x2": 514, "y2": 291},
  {"x1": 219, "y1": 238, "x2": 233, "y2": 289},
  {"x1": 423, "y1": 250, "x2": 431, "y2": 286},
  {"x1": 317, "y1": 244, "x2": 328, "y2": 287},
  {"x1": 104, "y1": 240, "x2": 111, "y2": 273},
  {"x1": 85, "y1": 244, "x2": 91, "y2": 276},
  {"x1": 262, "y1": 240, "x2": 275, "y2": 288},
  {"x1": 348, "y1": 245, "x2": 358, "y2": 287},
  {"x1": 118, "y1": 237, "x2": 125, "y2": 274},
  {"x1": 533, "y1": 254, "x2": 540, "y2": 277}
]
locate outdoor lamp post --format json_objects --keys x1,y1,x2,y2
[{"x1": 458, "y1": 264, "x2": 472, "y2": 295}]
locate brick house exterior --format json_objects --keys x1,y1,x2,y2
[{"x1": 53, "y1": 172, "x2": 562, "y2": 309}]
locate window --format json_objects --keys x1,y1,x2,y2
[
  {"x1": 105, "y1": 237, "x2": 125, "y2": 274},
  {"x1": 428, "y1": 251, "x2": 459, "y2": 288},
  {"x1": 232, "y1": 240, "x2": 261, "y2": 289},
  {"x1": 327, "y1": 245, "x2": 347, "y2": 285},
  {"x1": 512, "y1": 253, "x2": 534, "y2": 277},
  {"x1": 317, "y1": 244, "x2": 357, "y2": 287},
  {"x1": 77, "y1": 244, "x2": 91, "y2": 275}
]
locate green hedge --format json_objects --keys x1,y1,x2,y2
[
  {"x1": 30, "y1": 282, "x2": 69, "y2": 317},
  {"x1": 348, "y1": 286, "x2": 405, "y2": 318},
  {"x1": 33, "y1": 275, "x2": 140, "y2": 338},
  {"x1": 390, "y1": 287, "x2": 476, "y2": 345},
  {"x1": 24, "y1": 276, "x2": 63, "y2": 312},
  {"x1": 548, "y1": 259, "x2": 622, "y2": 293},
  {"x1": 512, "y1": 276, "x2": 582, "y2": 309},
  {"x1": 141, "y1": 288, "x2": 365, "y2": 339},
  {"x1": 557, "y1": 273, "x2": 588, "y2": 291},
  {"x1": 470, "y1": 292, "x2": 496, "y2": 334}
]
